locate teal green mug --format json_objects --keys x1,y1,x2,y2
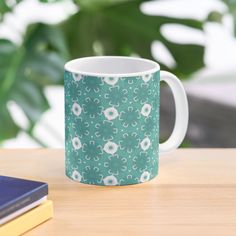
[{"x1": 64, "y1": 56, "x2": 188, "y2": 186}]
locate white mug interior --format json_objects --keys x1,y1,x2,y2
[{"x1": 64, "y1": 56, "x2": 160, "y2": 77}]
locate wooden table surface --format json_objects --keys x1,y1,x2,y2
[{"x1": 0, "y1": 149, "x2": 236, "y2": 236}]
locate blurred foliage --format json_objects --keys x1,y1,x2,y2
[
  {"x1": 222, "y1": 0, "x2": 236, "y2": 35},
  {"x1": 62, "y1": 1, "x2": 204, "y2": 77},
  {"x1": 207, "y1": 11, "x2": 224, "y2": 23},
  {"x1": 207, "y1": 0, "x2": 236, "y2": 35},
  {"x1": 0, "y1": 0, "x2": 21, "y2": 17},
  {"x1": 0, "y1": 0, "x2": 207, "y2": 145},
  {"x1": 0, "y1": 25, "x2": 68, "y2": 144}
]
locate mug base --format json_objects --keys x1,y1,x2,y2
[{"x1": 65, "y1": 171, "x2": 158, "y2": 186}]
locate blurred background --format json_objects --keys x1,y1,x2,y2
[{"x1": 0, "y1": 0, "x2": 235, "y2": 148}]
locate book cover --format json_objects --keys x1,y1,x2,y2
[
  {"x1": 0, "y1": 196, "x2": 47, "y2": 225},
  {"x1": 0, "y1": 200, "x2": 53, "y2": 236},
  {"x1": 0, "y1": 175, "x2": 48, "y2": 219}
]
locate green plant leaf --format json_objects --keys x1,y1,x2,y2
[
  {"x1": 75, "y1": 0, "x2": 133, "y2": 10},
  {"x1": 62, "y1": 0, "x2": 204, "y2": 78},
  {"x1": 221, "y1": 0, "x2": 236, "y2": 35},
  {"x1": 0, "y1": 2, "x2": 11, "y2": 17},
  {"x1": 0, "y1": 0, "x2": 22, "y2": 18},
  {"x1": 0, "y1": 105, "x2": 19, "y2": 142},
  {"x1": 0, "y1": 24, "x2": 68, "y2": 142}
]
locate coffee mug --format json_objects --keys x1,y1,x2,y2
[{"x1": 64, "y1": 56, "x2": 188, "y2": 186}]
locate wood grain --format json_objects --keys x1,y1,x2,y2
[{"x1": 0, "y1": 149, "x2": 236, "y2": 236}]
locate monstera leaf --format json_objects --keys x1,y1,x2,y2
[
  {"x1": 0, "y1": 0, "x2": 207, "y2": 145},
  {"x1": 0, "y1": 24, "x2": 68, "y2": 143},
  {"x1": 62, "y1": 0, "x2": 204, "y2": 78}
]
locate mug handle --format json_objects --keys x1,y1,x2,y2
[{"x1": 159, "y1": 71, "x2": 189, "y2": 154}]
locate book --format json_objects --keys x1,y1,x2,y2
[
  {"x1": 0, "y1": 175, "x2": 48, "y2": 220},
  {"x1": 0, "y1": 196, "x2": 47, "y2": 225},
  {"x1": 0, "y1": 200, "x2": 53, "y2": 236}
]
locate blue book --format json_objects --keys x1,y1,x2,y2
[{"x1": 0, "y1": 176, "x2": 48, "y2": 220}]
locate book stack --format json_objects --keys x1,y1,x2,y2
[{"x1": 0, "y1": 175, "x2": 53, "y2": 236}]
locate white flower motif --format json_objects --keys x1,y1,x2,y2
[
  {"x1": 141, "y1": 103, "x2": 152, "y2": 117},
  {"x1": 104, "y1": 77, "x2": 119, "y2": 86},
  {"x1": 72, "y1": 73, "x2": 83, "y2": 82},
  {"x1": 140, "y1": 171, "x2": 151, "y2": 183},
  {"x1": 103, "y1": 175, "x2": 118, "y2": 186},
  {"x1": 71, "y1": 170, "x2": 82, "y2": 182},
  {"x1": 142, "y1": 74, "x2": 152, "y2": 83},
  {"x1": 103, "y1": 107, "x2": 119, "y2": 120},
  {"x1": 103, "y1": 141, "x2": 118, "y2": 155},
  {"x1": 140, "y1": 137, "x2": 151, "y2": 151},
  {"x1": 72, "y1": 102, "x2": 82, "y2": 116},
  {"x1": 72, "y1": 137, "x2": 82, "y2": 150}
]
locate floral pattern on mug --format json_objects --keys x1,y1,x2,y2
[
  {"x1": 71, "y1": 169, "x2": 82, "y2": 182},
  {"x1": 72, "y1": 102, "x2": 82, "y2": 117},
  {"x1": 103, "y1": 175, "x2": 118, "y2": 186},
  {"x1": 64, "y1": 70, "x2": 160, "y2": 185},
  {"x1": 140, "y1": 171, "x2": 151, "y2": 183},
  {"x1": 104, "y1": 77, "x2": 119, "y2": 86},
  {"x1": 141, "y1": 104, "x2": 152, "y2": 117},
  {"x1": 72, "y1": 137, "x2": 82, "y2": 150},
  {"x1": 103, "y1": 141, "x2": 119, "y2": 155},
  {"x1": 140, "y1": 137, "x2": 151, "y2": 151},
  {"x1": 103, "y1": 107, "x2": 119, "y2": 120}
]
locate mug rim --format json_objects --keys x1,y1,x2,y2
[{"x1": 64, "y1": 56, "x2": 160, "y2": 77}]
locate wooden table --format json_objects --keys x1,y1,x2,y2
[{"x1": 0, "y1": 149, "x2": 236, "y2": 236}]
